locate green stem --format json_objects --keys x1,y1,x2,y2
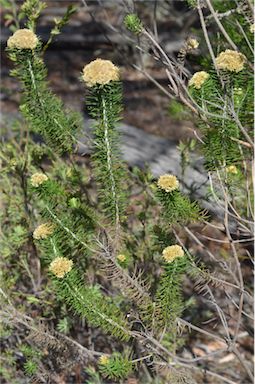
[
  {"x1": 101, "y1": 95, "x2": 120, "y2": 231},
  {"x1": 66, "y1": 279, "x2": 131, "y2": 340}
]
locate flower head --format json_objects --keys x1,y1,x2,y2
[
  {"x1": 49, "y1": 257, "x2": 73, "y2": 278},
  {"x1": 234, "y1": 87, "x2": 243, "y2": 96},
  {"x1": 99, "y1": 355, "x2": 110, "y2": 365},
  {"x1": 117, "y1": 254, "x2": 126, "y2": 262},
  {"x1": 189, "y1": 71, "x2": 209, "y2": 89},
  {"x1": 157, "y1": 174, "x2": 179, "y2": 192},
  {"x1": 215, "y1": 50, "x2": 246, "y2": 72},
  {"x1": 31, "y1": 173, "x2": 48, "y2": 187},
  {"x1": 82, "y1": 59, "x2": 120, "y2": 87},
  {"x1": 250, "y1": 24, "x2": 255, "y2": 33},
  {"x1": 7, "y1": 29, "x2": 38, "y2": 50},
  {"x1": 33, "y1": 223, "x2": 54, "y2": 240},
  {"x1": 162, "y1": 245, "x2": 184, "y2": 263},
  {"x1": 187, "y1": 38, "x2": 199, "y2": 50},
  {"x1": 226, "y1": 165, "x2": 238, "y2": 174}
]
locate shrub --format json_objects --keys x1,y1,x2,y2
[{"x1": 1, "y1": 0, "x2": 253, "y2": 383}]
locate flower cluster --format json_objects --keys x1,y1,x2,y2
[
  {"x1": 189, "y1": 71, "x2": 209, "y2": 89},
  {"x1": 157, "y1": 174, "x2": 179, "y2": 192},
  {"x1": 82, "y1": 59, "x2": 120, "y2": 87},
  {"x1": 117, "y1": 254, "x2": 126, "y2": 262},
  {"x1": 31, "y1": 173, "x2": 48, "y2": 187},
  {"x1": 49, "y1": 257, "x2": 73, "y2": 278},
  {"x1": 7, "y1": 29, "x2": 38, "y2": 50},
  {"x1": 162, "y1": 245, "x2": 184, "y2": 263},
  {"x1": 215, "y1": 50, "x2": 246, "y2": 72},
  {"x1": 187, "y1": 38, "x2": 199, "y2": 50},
  {"x1": 33, "y1": 223, "x2": 54, "y2": 240},
  {"x1": 99, "y1": 355, "x2": 110, "y2": 365},
  {"x1": 226, "y1": 165, "x2": 238, "y2": 174}
]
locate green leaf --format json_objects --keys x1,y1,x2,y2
[
  {"x1": 56, "y1": 318, "x2": 70, "y2": 334},
  {"x1": 24, "y1": 360, "x2": 38, "y2": 376},
  {"x1": 26, "y1": 295, "x2": 40, "y2": 304},
  {"x1": 4, "y1": 14, "x2": 14, "y2": 21},
  {"x1": 99, "y1": 352, "x2": 134, "y2": 380}
]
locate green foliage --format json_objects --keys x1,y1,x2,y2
[
  {"x1": 156, "y1": 188, "x2": 202, "y2": 225},
  {"x1": 3, "y1": 13, "x2": 200, "y2": 366},
  {"x1": 20, "y1": 344, "x2": 41, "y2": 359},
  {"x1": 0, "y1": 349, "x2": 19, "y2": 383},
  {"x1": 85, "y1": 367, "x2": 102, "y2": 384},
  {"x1": 186, "y1": 0, "x2": 253, "y2": 171},
  {"x1": 56, "y1": 317, "x2": 71, "y2": 334},
  {"x1": 53, "y1": 269, "x2": 131, "y2": 341},
  {"x1": 20, "y1": 0, "x2": 46, "y2": 30},
  {"x1": 7, "y1": 47, "x2": 81, "y2": 153},
  {"x1": 31, "y1": 176, "x2": 97, "y2": 263},
  {"x1": 152, "y1": 225, "x2": 175, "y2": 251},
  {"x1": 98, "y1": 352, "x2": 134, "y2": 380},
  {"x1": 4, "y1": 2, "x2": 251, "y2": 382},
  {"x1": 43, "y1": 5, "x2": 77, "y2": 52},
  {"x1": 186, "y1": 0, "x2": 197, "y2": 8},
  {"x1": 0, "y1": 0, "x2": 46, "y2": 32},
  {"x1": 5, "y1": 0, "x2": 81, "y2": 154},
  {"x1": 211, "y1": 0, "x2": 253, "y2": 58},
  {"x1": 168, "y1": 99, "x2": 189, "y2": 121},
  {"x1": 0, "y1": 132, "x2": 38, "y2": 291},
  {"x1": 86, "y1": 82, "x2": 128, "y2": 225},
  {"x1": 0, "y1": 0, "x2": 20, "y2": 32},
  {"x1": 155, "y1": 256, "x2": 188, "y2": 329},
  {"x1": 50, "y1": 5, "x2": 77, "y2": 36},
  {"x1": 20, "y1": 344, "x2": 41, "y2": 376},
  {"x1": 24, "y1": 360, "x2": 38, "y2": 376},
  {"x1": 189, "y1": 70, "x2": 253, "y2": 169},
  {"x1": 178, "y1": 139, "x2": 197, "y2": 175},
  {"x1": 124, "y1": 13, "x2": 143, "y2": 34}
]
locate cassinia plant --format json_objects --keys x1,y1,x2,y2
[{"x1": 1, "y1": 0, "x2": 253, "y2": 383}]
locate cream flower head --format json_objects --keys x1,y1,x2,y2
[
  {"x1": 215, "y1": 50, "x2": 246, "y2": 72},
  {"x1": 157, "y1": 174, "x2": 179, "y2": 192},
  {"x1": 99, "y1": 355, "x2": 110, "y2": 365},
  {"x1": 33, "y1": 223, "x2": 54, "y2": 240},
  {"x1": 49, "y1": 257, "x2": 73, "y2": 278},
  {"x1": 162, "y1": 245, "x2": 184, "y2": 263},
  {"x1": 117, "y1": 254, "x2": 126, "y2": 262},
  {"x1": 31, "y1": 173, "x2": 48, "y2": 187},
  {"x1": 250, "y1": 24, "x2": 255, "y2": 33},
  {"x1": 226, "y1": 165, "x2": 238, "y2": 174},
  {"x1": 187, "y1": 38, "x2": 199, "y2": 50},
  {"x1": 7, "y1": 29, "x2": 38, "y2": 50},
  {"x1": 189, "y1": 71, "x2": 209, "y2": 89},
  {"x1": 82, "y1": 59, "x2": 120, "y2": 87}
]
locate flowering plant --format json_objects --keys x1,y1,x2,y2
[{"x1": 1, "y1": 1, "x2": 253, "y2": 383}]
